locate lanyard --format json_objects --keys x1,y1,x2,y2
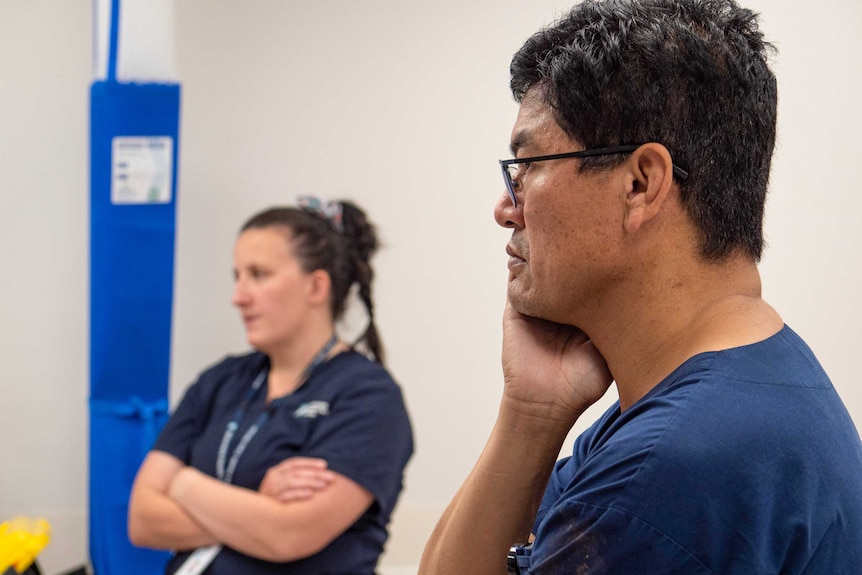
[{"x1": 214, "y1": 335, "x2": 338, "y2": 484}]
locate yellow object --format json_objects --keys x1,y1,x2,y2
[{"x1": 0, "y1": 517, "x2": 51, "y2": 573}]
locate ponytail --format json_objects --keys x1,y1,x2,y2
[{"x1": 338, "y1": 201, "x2": 385, "y2": 364}]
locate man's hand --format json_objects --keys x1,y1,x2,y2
[
  {"x1": 259, "y1": 457, "x2": 335, "y2": 503},
  {"x1": 419, "y1": 300, "x2": 613, "y2": 575},
  {"x1": 502, "y1": 300, "x2": 613, "y2": 427}
]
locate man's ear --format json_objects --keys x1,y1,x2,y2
[{"x1": 623, "y1": 143, "x2": 676, "y2": 234}]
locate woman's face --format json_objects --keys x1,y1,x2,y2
[{"x1": 231, "y1": 226, "x2": 317, "y2": 353}]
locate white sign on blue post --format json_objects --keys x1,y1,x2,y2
[{"x1": 111, "y1": 136, "x2": 174, "y2": 204}]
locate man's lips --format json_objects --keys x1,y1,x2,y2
[{"x1": 506, "y1": 244, "x2": 526, "y2": 269}]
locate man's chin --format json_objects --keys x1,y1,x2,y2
[
  {"x1": 507, "y1": 285, "x2": 544, "y2": 318},
  {"x1": 508, "y1": 285, "x2": 575, "y2": 326}
]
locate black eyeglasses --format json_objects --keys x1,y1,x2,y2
[{"x1": 499, "y1": 144, "x2": 689, "y2": 207}]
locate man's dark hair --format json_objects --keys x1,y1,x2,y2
[{"x1": 510, "y1": 0, "x2": 777, "y2": 261}]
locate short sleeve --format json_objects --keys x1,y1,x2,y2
[
  {"x1": 530, "y1": 501, "x2": 712, "y2": 574},
  {"x1": 533, "y1": 457, "x2": 573, "y2": 534},
  {"x1": 152, "y1": 353, "x2": 264, "y2": 464},
  {"x1": 152, "y1": 377, "x2": 212, "y2": 462},
  {"x1": 303, "y1": 369, "x2": 413, "y2": 515}
]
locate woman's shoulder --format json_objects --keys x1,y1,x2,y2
[
  {"x1": 317, "y1": 350, "x2": 403, "y2": 394},
  {"x1": 330, "y1": 349, "x2": 393, "y2": 376},
  {"x1": 194, "y1": 350, "x2": 269, "y2": 389}
]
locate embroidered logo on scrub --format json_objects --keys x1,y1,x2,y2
[{"x1": 294, "y1": 401, "x2": 330, "y2": 419}]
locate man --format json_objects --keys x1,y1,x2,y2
[{"x1": 418, "y1": 0, "x2": 862, "y2": 573}]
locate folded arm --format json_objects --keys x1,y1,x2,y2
[
  {"x1": 258, "y1": 456, "x2": 336, "y2": 503},
  {"x1": 128, "y1": 450, "x2": 219, "y2": 551},
  {"x1": 129, "y1": 449, "x2": 360, "y2": 562},
  {"x1": 168, "y1": 463, "x2": 373, "y2": 562}
]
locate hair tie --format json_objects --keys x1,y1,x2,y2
[{"x1": 297, "y1": 195, "x2": 344, "y2": 233}]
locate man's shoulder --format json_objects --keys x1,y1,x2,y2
[
  {"x1": 568, "y1": 325, "x2": 858, "y2": 506},
  {"x1": 704, "y1": 324, "x2": 830, "y2": 388}
]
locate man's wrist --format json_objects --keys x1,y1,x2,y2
[{"x1": 498, "y1": 394, "x2": 584, "y2": 440}]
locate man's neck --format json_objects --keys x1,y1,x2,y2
[{"x1": 583, "y1": 256, "x2": 783, "y2": 411}]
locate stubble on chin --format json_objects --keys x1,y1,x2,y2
[
  {"x1": 508, "y1": 274, "x2": 576, "y2": 326},
  {"x1": 507, "y1": 276, "x2": 543, "y2": 319}
]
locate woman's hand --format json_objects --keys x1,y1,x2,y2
[
  {"x1": 166, "y1": 459, "x2": 372, "y2": 562},
  {"x1": 259, "y1": 457, "x2": 335, "y2": 503}
]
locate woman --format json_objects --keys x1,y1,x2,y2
[{"x1": 128, "y1": 197, "x2": 414, "y2": 574}]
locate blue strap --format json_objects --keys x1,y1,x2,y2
[
  {"x1": 90, "y1": 396, "x2": 169, "y2": 450},
  {"x1": 215, "y1": 335, "x2": 339, "y2": 484},
  {"x1": 107, "y1": 0, "x2": 120, "y2": 81}
]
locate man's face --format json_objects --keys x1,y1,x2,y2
[{"x1": 494, "y1": 90, "x2": 627, "y2": 325}]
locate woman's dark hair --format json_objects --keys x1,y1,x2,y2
[
  {"x1": 510, "y1": 0, "x2": 777, "y2": 261},
  {"x1": 240, "y1": 200, "x2": 385, "y2": 363}
]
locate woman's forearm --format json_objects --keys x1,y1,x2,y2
[
  {"x1": 128, "y1": 479, "x2": 218, "y2": 550},
  {"x1": 169, "y1": 466, "x2": 372, "y2": 562}
]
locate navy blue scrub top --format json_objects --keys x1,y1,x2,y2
[{"x1": 153, "y1": 350, "x2": 414, "y2": 574}]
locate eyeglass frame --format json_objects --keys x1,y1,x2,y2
[{"x1": 499, "y1": 144, "x2": 689, "y2": 208}]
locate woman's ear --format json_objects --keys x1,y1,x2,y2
[
  {"x1": 623, "y1": 143, "x2": 675, "y2": 234},
  {"x1": 306, "y1": 269, "x2": 332, "y2": 306}
]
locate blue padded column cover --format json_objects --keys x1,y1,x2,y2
[{"x1": 89, "y1": 79, "x2": 179, "y2": 574}]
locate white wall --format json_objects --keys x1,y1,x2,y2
[{"x1": 1, "y1": 1, "x2": 860, "y2": 573}]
